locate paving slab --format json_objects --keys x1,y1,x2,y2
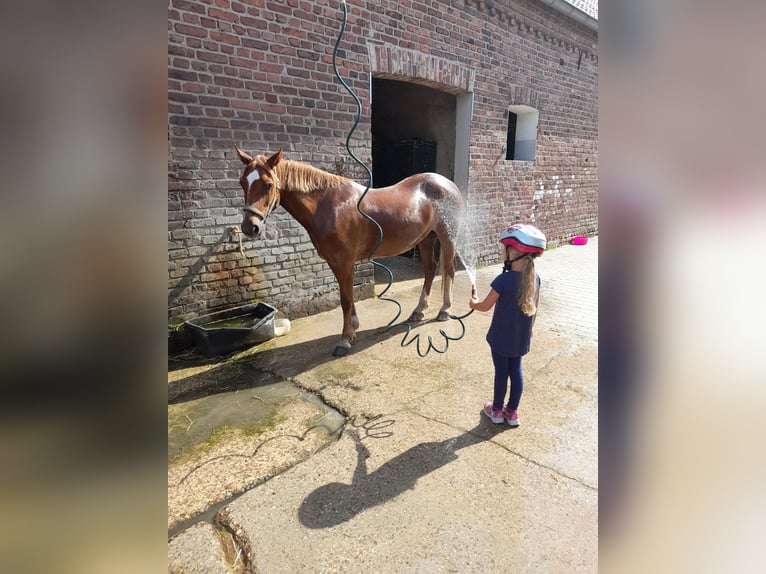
[{"x1": 168, "y1": 523, "x2": 236, "y2": 574}]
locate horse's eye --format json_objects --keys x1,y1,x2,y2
[{"x1": 265, "y1": 182, "x2": 273, "y2": 191}]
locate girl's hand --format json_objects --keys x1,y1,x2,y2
[{"x1": 470, "y1": 288, "x2": 499, "y2": 312}]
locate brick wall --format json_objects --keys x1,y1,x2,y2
[{"x1": 168, "y1": 0, "x2": 598, "y2": 324}]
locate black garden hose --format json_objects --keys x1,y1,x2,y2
[
  {"x1": 331, "y1": 1, "x2": 472, "y2": 356},
  {"x1": 331, "y1": 0, "x2": 402, "y2": 323}
]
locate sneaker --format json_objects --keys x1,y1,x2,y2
[
  {"x1": 503, "y1": 407, "x2": 520, "y2": 427},
  {"x1": 482, "y1": 402, "x2": 504, "y2": 424}
]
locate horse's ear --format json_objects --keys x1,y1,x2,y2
[
  {"x1": 267, "y1": 147, "x2": 283, "y2": 168},
  {"x1": 235, "y1": 145, "x2": 253, "y2": 165}
]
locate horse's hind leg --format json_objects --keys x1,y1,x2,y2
[
  {"x1": 436, "y1": 236, "x2": 457, "y2": 321},
  {"x1": 408, "y1": 233, "x2": 437, "y2": 323}
]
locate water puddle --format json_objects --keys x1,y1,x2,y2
[
  {"x1": 202, "y1": 313, "x2": 265, "y2": 329},
  {"x1": 171, "y1": 373, "x2": 300, "y2": 460}
]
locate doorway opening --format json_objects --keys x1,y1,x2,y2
[
  {"x1": 372, "y1": 78, "x2": 456, "y2": 187},
  {"x1": 371, "y1": 78, "x2": 471, "y2": 263}
]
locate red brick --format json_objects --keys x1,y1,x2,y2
[{"x1": 174, "y1": 23, "x2": 207, "y2": 38}]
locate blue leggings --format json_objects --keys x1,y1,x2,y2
[{"x1": 491, "y1": 351, "x2": 524, "y2": 411}]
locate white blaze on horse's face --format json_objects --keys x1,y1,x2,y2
[
  {"x1": 246, "y1": 169, "x2": 260, "y2": 188},
  {"x1": 241, "y1": 166, "x2": 272, "y2": 239},
  {"x1": 235, "y1": 146, "x2": 283, "y2": 239},
  {"x1": 240, "y1": 167, "x2": 265, "y2": 238}
]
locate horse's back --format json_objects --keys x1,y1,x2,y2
[{"x1": 392, "y1": 172, "x2": 463, "y2": 204}]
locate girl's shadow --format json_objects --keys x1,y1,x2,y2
[{"x1": 298, "y1": 417, "x2": 508, "y2": 529}]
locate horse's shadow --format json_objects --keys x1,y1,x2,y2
[
  {"x1": 276, "y1": 309, "x2": 472, "y2": 366},
  {"x1": 168, "y1": 318, "x2": 464, "y2": 402},
  {"x1": 298, "y1": 419, "x2": 506, "y2": 529}
]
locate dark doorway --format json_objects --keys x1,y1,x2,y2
[
  {"x1": 372, "y1": 138, "x2": 437, "y2": 188},
  {"x1": 371, "y1": 78, "x2": 457, "y2": 257},
  {"x1": 371, "y1": 78, "x2": 456, "y2": 184}
]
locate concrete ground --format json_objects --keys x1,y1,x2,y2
[{"x1": 169, "y1": 237, "x2": 598, "y2": 573}]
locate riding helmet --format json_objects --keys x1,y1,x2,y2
[{"x1": 499, "y1": 223, "x2": 546, "y2": 254}]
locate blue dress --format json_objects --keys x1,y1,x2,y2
[{"x1": 486, "y1": 271, "x2": 541, "y2": 358}]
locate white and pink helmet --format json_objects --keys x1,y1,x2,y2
[{"x1": 499, "y1": 223, "x2": 547, "y2": 255}]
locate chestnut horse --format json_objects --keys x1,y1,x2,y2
[{"x1": 235, "y1": 147, "x2": 465, "y2": 357}]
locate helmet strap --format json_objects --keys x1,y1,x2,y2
[{"x1": 503, "y1": 251, "x2": 529, "y2": 273}]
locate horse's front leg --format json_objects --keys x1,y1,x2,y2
[{"x1": 331, "y1": 264, "x2": 357, "y2": 357}]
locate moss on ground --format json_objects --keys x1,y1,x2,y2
[{"x1": 169, "y1": 409, "x2": 286, "y2": 466}]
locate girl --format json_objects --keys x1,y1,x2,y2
[{"x1": 469, "y1": 223, "x2": 546, "y2": 426}]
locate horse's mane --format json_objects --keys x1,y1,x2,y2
[{"x1": 278, "y1": 160, "x2": 351, "y2": 194}]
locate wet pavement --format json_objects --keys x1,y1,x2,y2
[{"x1": 168, "y1": 237, "x2": 598, "y2": 573}]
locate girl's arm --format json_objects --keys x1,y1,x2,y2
[{"x1": 469, "y1": 288, "x2": 499, "y2": 312}]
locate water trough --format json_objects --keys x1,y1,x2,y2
[{"x1": 185, "y1": 302, "x2": 290, "y2": 357}]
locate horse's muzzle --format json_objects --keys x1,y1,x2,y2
[
  {"x1": 241, "y1": 218, "x2": 262, "y2": 239},
  {"x1": 242, "y1": 205, "x2": 266, "y2": 238}
]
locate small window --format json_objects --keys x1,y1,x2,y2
[{"x1": 505, "y1": 105, "x2": 539, "y2": 161}]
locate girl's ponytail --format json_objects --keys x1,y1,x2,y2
[{"x1": 517, "y1": 255, "x2": 538, "y2": 316}]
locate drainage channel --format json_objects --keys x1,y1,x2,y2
[{"x1": 168, "y1": 366, "x2": 346, "y2": 540}]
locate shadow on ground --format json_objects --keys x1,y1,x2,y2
[
  {"x1": 298, "y1": 419, "x2": 510, "y2": 529},
  {"x1": 169, "y1": 315, "x2": 470, "y2": 402}
]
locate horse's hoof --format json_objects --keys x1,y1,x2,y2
[
  {"x1": 407, "y1": 312, "x2": 425, "y2": 323},
  {"x1": 436, "y1": 311, "x2": 451, "y2": 322},
  {"x1": 332, "y1": 345, "x2": 349, "y2": 357}
]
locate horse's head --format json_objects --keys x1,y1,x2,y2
[{"x1": 235, "y1": 146, "x2": 283, "y2": 238}]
